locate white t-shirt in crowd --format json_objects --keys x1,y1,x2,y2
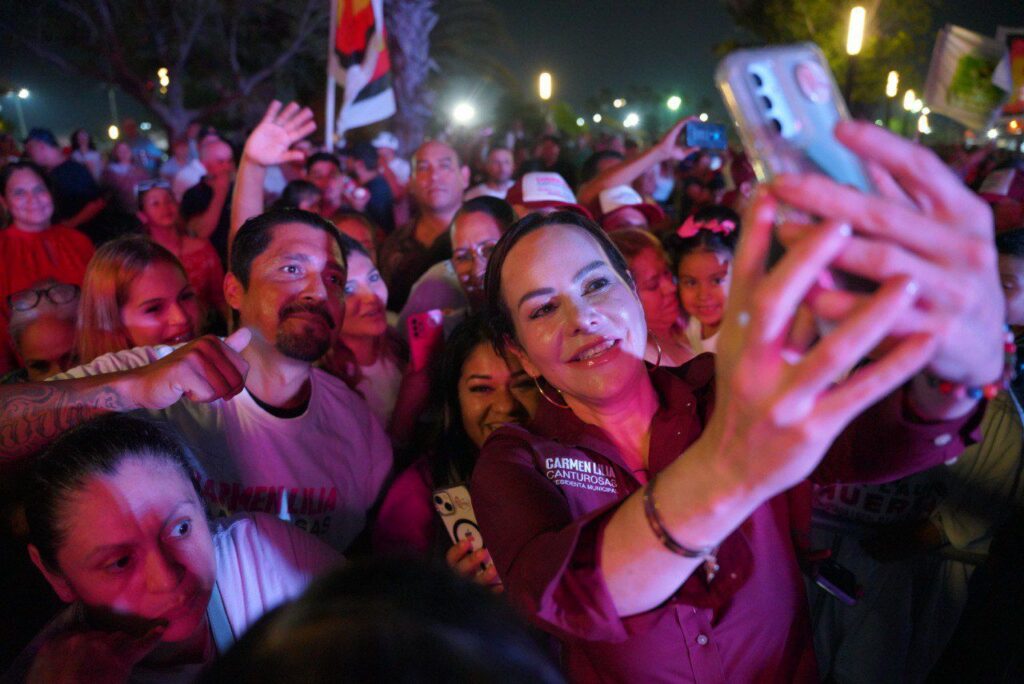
[
  {"x1": 55, "y1": 346, "x2": 393, "y2": 553},
  {"x1": 685, "y1": 316, "x2": 720, "y2": 355},
  {"x1": 389, "y1": 157, "x2": 411, "y2": 186},
  {"x1": 464, "y1": 180, "x2": 513, "y2": 200},
  {"x1": 7, "y1": 513, "x2": 339, "y2": 684},
  {"x1": 355, "y1": 355, "x2": 404, "y2": 427},
  {"x1": 172, "y1": 158, "x2": 207, "y2": 201}
]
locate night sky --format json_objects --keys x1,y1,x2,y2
[{"x1": 1, "y1": 1, "x2": 1020, "y2": 141}]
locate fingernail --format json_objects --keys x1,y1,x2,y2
[
  {"x1": 904, "y1": 279, "x2": 919, "y2": 296},
  {"x1": 836, "y1": 223, "x2": 852, "y2": 238}
]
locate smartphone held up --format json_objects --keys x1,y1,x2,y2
[{"x1": 716, "y1": 42, "x2": 877, "y2": 294}]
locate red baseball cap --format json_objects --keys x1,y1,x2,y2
[
  {"x1": 594, "y1": 185, "x2": 666, "y2": 231},
  {"x1": 506, "y1": 172, "x2": 592, "y2": 219}
]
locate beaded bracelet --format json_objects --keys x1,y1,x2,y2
[
  {"x1": 924, "y1": 327, "x2": 1019, "y2": 401},
  {"x1": 642, "y1": 474, "x2": 721, "y2": 582}
]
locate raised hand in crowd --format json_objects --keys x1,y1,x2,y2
[
  {"x1": 232, "y1": 101, "x2": 317, "y2": 250},
  {"x1": 577, "y1": 116, "x2": 698, "y2": 207}
]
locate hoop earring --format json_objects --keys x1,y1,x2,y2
[
  {"x1": 534, "y1": 377, "x2": 570, "y2": 409},
  {"x1": 648, "y1": 333, "x2": 663, "y2": 369}
]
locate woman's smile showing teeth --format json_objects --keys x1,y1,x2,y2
[{"x1": 571, "y1": 338, "x2": 619, "y2": 363}]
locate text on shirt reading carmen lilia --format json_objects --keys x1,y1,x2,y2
[{"x1": 545, "y1": 457, "x2": 618, "y2": 494}]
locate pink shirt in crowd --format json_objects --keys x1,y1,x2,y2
[{"x1": 472, "y1": 355, "x2": 983, "y2": 683}]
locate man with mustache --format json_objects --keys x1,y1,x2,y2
[{"x1": 0, "y1": 208, "x2": 392, "y2": 554}]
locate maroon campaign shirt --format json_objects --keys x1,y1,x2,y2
[{"x1": 472, "y1": 355, "x2": 982, "y2": 683}]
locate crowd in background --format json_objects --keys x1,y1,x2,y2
[{"x1": 0, "y1": 95, "x2": 1022, "y2": 683}]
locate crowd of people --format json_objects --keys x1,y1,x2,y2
[{"x1": 0, "y1": 90, "x2": 1022, "y2": 683}]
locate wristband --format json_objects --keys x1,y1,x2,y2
[
  {"x1": 642, "y1": 473, "x2": 720, "y2": 582},
  {"x1": 924, "y1": 327, "x2": 1018, "y2": 401}
]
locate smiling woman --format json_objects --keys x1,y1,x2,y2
[
  {"x1": 11, "y1": 414, "x2": 338, "y2": 683},
  {"x1": 75, "y1": 236, "x2": 202, "y2": 364},
  {"x1": 473, "y1": 118, "x2": 1006, "y2": 683}
]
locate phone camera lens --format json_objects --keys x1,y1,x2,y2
[
  {"x1": 433, "y1": 496, "x2": 442, "y2": 504},
  {"x1": 445, "y1": 503, "x2": 454, "y2": 512},
  {"x1": 760, "y1": 95, "x2": 773, "y2": 111}
]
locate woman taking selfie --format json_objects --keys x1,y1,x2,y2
[
  {"x1": 472, "y1": 122, "x2": 1004, "y2": 681},
  {"x1": 10, "y1": 414, "x2": 338, "y2": 682}
]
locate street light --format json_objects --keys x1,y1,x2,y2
[
  {"x1": 613, "y1": 98, "x2": 626, "y2": 109},
  {"x1": 157, "y1": 67, "x2": 169, "y2": 96},
  {"x1": 538, "y1": 72, "x2": 552, "y2": 101},
  {"x1": 885, "y1": 71, "x2": 899, "y2": 98},
  {"x1": 844, "y1": 6, "x2": 866, "y2": 105},
  {"x1": 666, "y1": 95, "x2": 682, "y2": 111},
  {"x1": 846, "y1": 7, "x2": 866, "y2": 56},
  {"x1": 451, "y1": 102, "x2": 476, "y2": 125},
  {"x1": 911, "y1": 98, "x2": 923, "y2": 114},
  {"x1": 917, "y1": 113, "x2": 931, "y2": 135},
  {"x1": 108, "y1": 124, "x2": 120, "y2": 140},
  {"x1": 903, "y1": 89, "x2": 916, "y2": 111},
  {"x1": 699, "y1": 112, "x2": 709, "y2": 122},
  {"x1": 623, "y1": 112, "x2": 640, "y2": 128},
  {"x1": 575, "y1": 117, "x2": 585, "y2": 127},
  {"x1": 987, "y1": 128, "x2": 999, "y2": 140},
  {"x1": 7, "y1": 88, "x2": 30, "y2": 138},
  {"x1": 592, "y1": 113, "x2": 602, "y2": 123}
]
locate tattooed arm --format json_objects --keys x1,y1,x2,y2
[
  {"x1": 0, "y1": 331, "x2": 252, "y2": 461},
  {"x1": 0, "y1": 374, "x2": 138, "y2": 459}
]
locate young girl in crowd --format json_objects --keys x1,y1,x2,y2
[
  {"x1": 10, "y1": 413, "x2": 339, "y2": 682},
  {"x1": 664, "y1": 205, "x2": 740, "y2": 355},
  {"x1": 136, "y1": 180, "x2": 225, "y2": 319},
  {"x1": 609, "y1": 228, "x2": 693, "y2": 367},
  {"x1": 0, "y1": 161, "x2": 95, "y2": 375},
  {"x1": 374, "y1": 314, "x2": 538, "y2": 588},
  {"x1": 75, "y1": 236, "x2": 201, "y2": 364}
]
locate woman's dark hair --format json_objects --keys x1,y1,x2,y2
[
  {"x1": 0, "y1": 160, "x2": 52, "y2": 199},
  {"x1": 996, "y1": 227, "x2": 1024, "y2": 259},
  {"x1": 426, "y1": 314, "x2": 500, "y2": 487},
  {"x1": 484, "y1": 210, "x2": 633, "y2": 351},
  {"x1": 453, "y1": 196, "x2": 516, "y2": 235},
  {"x1": 202, "y1": 558, "x2": 564, "y2": 684},
  {"x1": 337, "y1": 231, "x2": 369, "y2": 260},
  {"x1": 24, "y1": 413, "x2": 201, "y2": 572},
  {"x1": 71, "y1": 128, "x2": 95, "y2": 151},
  {"x1": 272, "y1": 179, "x2": 321, "y2": 211},
  {"x1": 662, "y1": 205, "x2": 741, "y2": 272},
  {"x1": 230, "y1": 208, "x2": 346, "y2": 289}
]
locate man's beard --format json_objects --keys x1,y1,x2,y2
[{"x1": 275, "y1": 301, "x2": 335, "y2": 362}]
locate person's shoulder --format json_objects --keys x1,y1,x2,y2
[
  {"x1": 311, "y1": 367, "x2": 374, "y2": 410},
  {"x1": 478, "y1": 422, "x2": 550, "y2": 462}
]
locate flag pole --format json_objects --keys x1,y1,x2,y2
[{"x1": 325, "y1": 0, "x2": 338, "y2": 151}]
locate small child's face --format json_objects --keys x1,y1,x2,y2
[
  {"x1": 677, "y1": 249, "x2": 732, "y2": 330},
  {"x1": 998, "y1": 254, "x2": 1024, "y2": 327}
]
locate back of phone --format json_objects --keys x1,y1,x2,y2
[{"x1": 715, "y1": 43, "x2": 872, "y2": 192}]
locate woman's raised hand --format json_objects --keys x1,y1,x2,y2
[
  {"x1": 706, "y1": 188, "x2": 936, "y2": 502},
  {"x1": 242, "y1": 101, "x2": 317, "y2": 168},
  {"x1": 771, "y1": 120, "x2": 1003, "y2": 391}
]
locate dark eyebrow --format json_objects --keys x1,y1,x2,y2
[
  {"x1": 516, "y1": 260, "x2": 608, "y2": 310},
  {"x1": 138, "y1": 297, "x2": 166, "y2": 308},
  {"x1": 465, "y1": 374, "x2": 493, "y2": 381}
]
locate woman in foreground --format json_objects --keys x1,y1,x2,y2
[{"x1": 472, "y1": 121, "x2": 1004, "y2": 682}]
